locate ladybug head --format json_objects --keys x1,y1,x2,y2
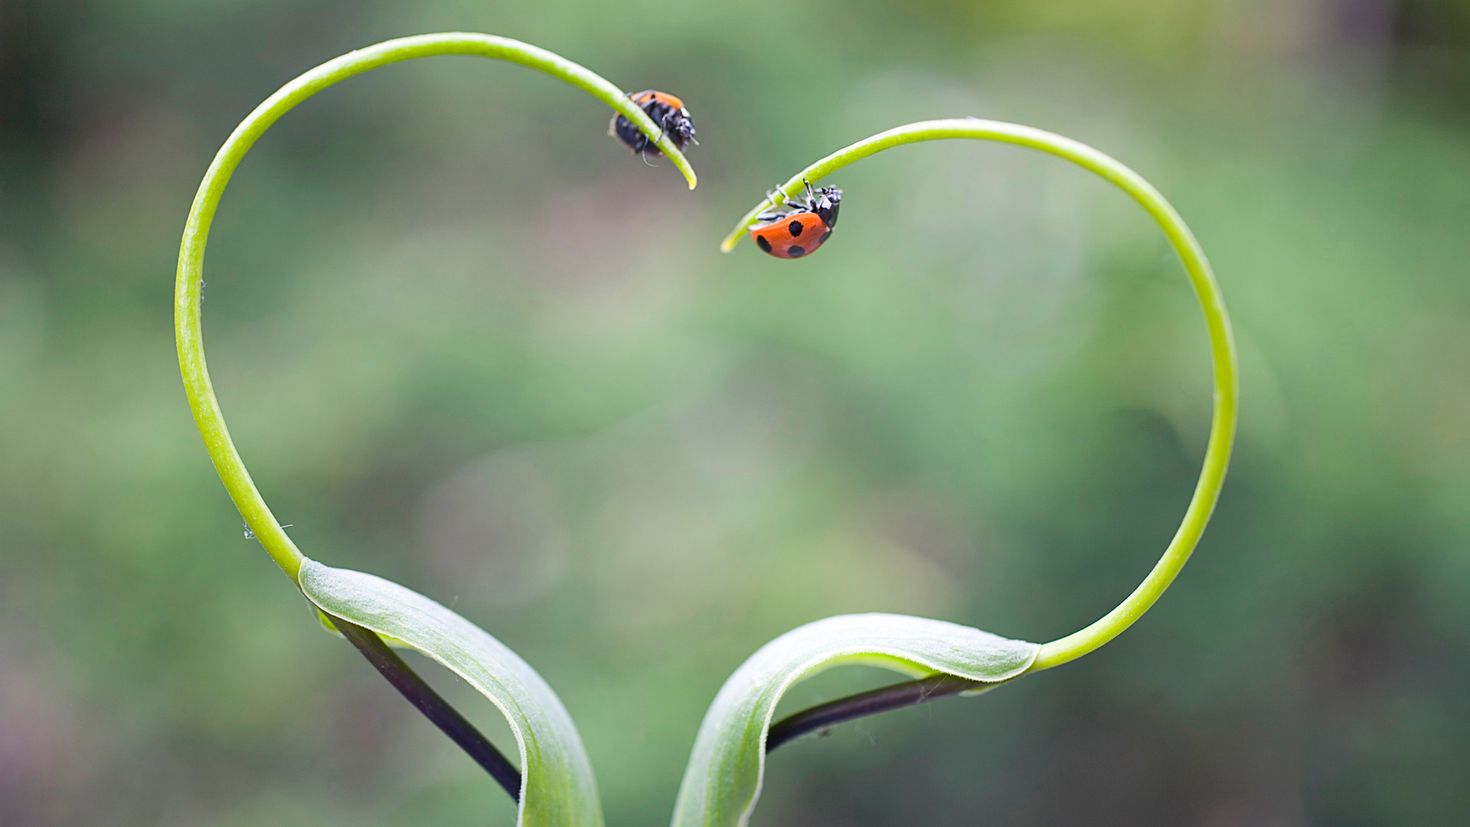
[
  {"x1": 811, "y1": 186, "x2": 842, "y2": 229},
  {"x1": 661, "y1": 108, "x2": 697, "y2": 150}
]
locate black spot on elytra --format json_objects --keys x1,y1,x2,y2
[
  {"x1": 788, "y1": 219, "x2": 804, "y2": 237},
  {"x1": 787, "y1": 245, "x2": 806, "y2": 258},
  {"x1": 756, "y1": 235, "x2": 773, "y2": 253}
]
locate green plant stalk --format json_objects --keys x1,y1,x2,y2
[
  {"x1": 720, "y1": 118, "x2": 1238, "y2": 673},
  {"x1": 175, "y1": 33, "x2": 696, "y2": 585}
]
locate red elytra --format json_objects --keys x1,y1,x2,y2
[
  {"x1": 631, "y1": 89, "x2": 685, "y2": 109},
  {"x1": 750, "y1": 212, "x2": 833, "y2": 259},
  {"x1": 749, "y1": 183, "x2": 842, "y2": 259}
]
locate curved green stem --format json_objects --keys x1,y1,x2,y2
[
  {"x1": 175, "y1": 33, "x2": 696, "y2": 585},
  {"x1": 721, "y1": 119, "x2": 1238, "y2": 672}
]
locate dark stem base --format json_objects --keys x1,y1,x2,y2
[
  {"x1": 766, "y1": 674, "x2": 990, "y2": 754},
  {"x1": 332, "y1": 615, "x2": 522, "y2": 802},
  {"x1": 336, "y1": 613, "x2": 1001, "y2": 795}
]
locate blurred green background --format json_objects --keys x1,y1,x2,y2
[{"x1": 3, "y1": 1, "x2": 1469, "y2": 824}]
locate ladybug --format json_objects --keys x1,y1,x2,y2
[
  {"x1": 609, "y1": 90, "x2": 697, "y2": 156},
  {"x1": 749, "y1": 180, "x2": 842, "y2": 259}
]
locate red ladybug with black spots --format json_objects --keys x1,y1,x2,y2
[
  {"x1": 749, "y1": 181, "x2": 842, "y2": 259},
  {"x1": 609, "y1": 90, "x2": 697, "y2": 156}
]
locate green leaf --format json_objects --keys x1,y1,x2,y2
[
  {"x1": 298, "y1": 559, "x2": 603, "y2": 827},
  {"x1": 671, "y1": 613, "x2": 1039, "y2": 827}
]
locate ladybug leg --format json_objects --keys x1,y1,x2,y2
[{"x1": 767, "y1": 184, "x2": 799, "y2": 209}]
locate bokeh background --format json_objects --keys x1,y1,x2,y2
[{"x1": 3, "y1": 1, "x2": 1469, "y2": 824}]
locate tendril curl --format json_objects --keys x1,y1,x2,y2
[
  {"x1": 720, "y1": 118, "x2": 1239, "y2": 679},
  {"x1": 175, "y1": 32, "x2": 696, "y2": 585}
]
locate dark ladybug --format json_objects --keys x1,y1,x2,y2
[
  {"x1": 749, "y1": 180, "x2": 842, "y2": 259},
  {"x1": 609, "y1": 90, "x2": 697, "y2": 156}
]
